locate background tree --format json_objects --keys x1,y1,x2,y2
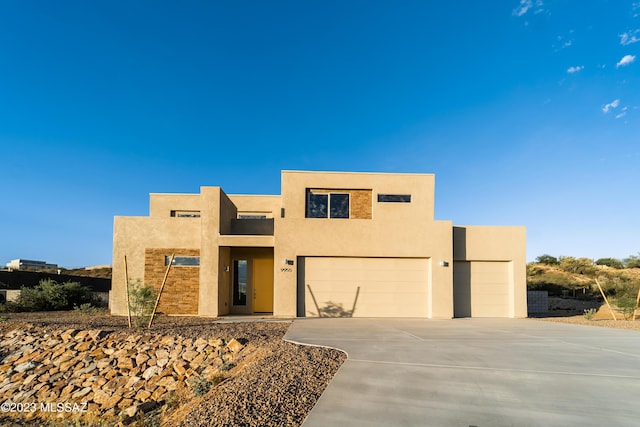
[
  {"x1": 595, "y1": 258, "x2": 624, "y2": 269},
  {"x1": 558, "y1": 256, "x2": 597, "y2": 275},
  {"x1": 624, "y1": 253, "x2": 640, "y2": 268},
  {"x1": 535, "y1": 254, "x2": 559, "y2": 265}
]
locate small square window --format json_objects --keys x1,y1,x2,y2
[
  {"x1": 307, "y1": 192, "x2": 329, "y2": 218},
  {"x1": 330, "y1": 193, "x2": 349, "y2": 218}
]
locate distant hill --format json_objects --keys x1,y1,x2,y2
[
  {"x1": 527, "y1": 262, "x2": 640, "y2": 298},
  {"x1": 59, "y1": 267, "x2": 112, "y2": 279}
]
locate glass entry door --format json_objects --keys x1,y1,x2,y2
[{"x1": 233, "y1": 260, "x2": 248, "y2": 306}]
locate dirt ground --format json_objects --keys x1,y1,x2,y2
[{"x1": 534, "y1": 296, "x2": 640, "y2": 331}]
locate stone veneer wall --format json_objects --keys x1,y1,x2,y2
[{"x1": 144, "y1": 249, "x2": 200, "y2": 315}]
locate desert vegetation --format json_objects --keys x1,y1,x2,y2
[
  {"x1": 528, "y1": 253, "x2": 640, "y2": 319},
  {"x1": 0, "y1": 279, "x2": 99, "y2": 313}
]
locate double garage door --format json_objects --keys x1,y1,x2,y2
[
  {"x1": 301, "y1": 257, "x2": 430, "y2": 318},
  {"x1": 453, "y1": 261, "x2": 511, "y2": 317}
]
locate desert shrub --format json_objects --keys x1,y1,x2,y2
[
  {"x1": 583, "y1": 308, "x2": 597, "y2": 320},
  {"x1": 527, "y1": 271, "x2": 593, "y2": 296},
  {"x1": 127, "y1": 280, "x2": 158, "y2": 328},
  {"x1": 558, "y1": 257, "x2": 597, "y2": 275},
  {"x1": 596, "y1": 274, "x2": 640, "y2": 297},
  {"x1": 526, "y1": 263, "x2": 544, "y2": 276},
  {"x1": 624, "y1": 253, "x2": 640, "y2": 269},
  {"x1": 595, "y1": 258, "x2": 624, "y2": 269},
  {"x1": 14, "y1": 279, "x2": 97, "y2": 312},
  {"x1": 535, "y1": 254, "x2": 559, "y2": 265},
  {"x1": 615, "y1": 295, "x2": 637, "y2": 320},
  {"x1": 190, "y1": 376, "x2": 212, "y2": 397}
]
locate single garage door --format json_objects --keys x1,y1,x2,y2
[
  {"x1": 300, "y1": 257, "x2": 430, "y2": 317},
  {"x1": 453, "y1": 261, "x2": 510, "y2": 317}
]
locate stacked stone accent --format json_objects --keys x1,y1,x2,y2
[
  {"x1": 0, "y1": 325, "x2": 244, "y2": 422},
  {"x1": 349, "y1": 189, "x2": 372, "y2": 219},
  {"x1": 144, "y1": 248, "x2": 200, "y2": 314}
]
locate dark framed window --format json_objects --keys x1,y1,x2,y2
[
  {"x1": 377, "y1": 194, "x2": 411, "y2": 203},
  {"x1": 238, "y1": 215, "x2": 268, "y2": 219},
  {"x1": 165, "y1": 256, "x2": 200, "y2": 266},
  {"x1": 329, "y1": 193, "x2": 350, "y2": 218},
  {"x1": 170, "y1": 210, "x2": 201, "y2": 218},
  {"x1": 233, "y1": 260, "x2": 247, "y2": 306},
  {"x1": 306, "y1": 191, "x2": 350, "y2": 218}
]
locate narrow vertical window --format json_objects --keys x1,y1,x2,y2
[
  {"x1": 329, "y1": 193, "x2": 349, "y2": 218},
  {"x1": 233, "y1": 260, "x2": 248, "y2": 306}
]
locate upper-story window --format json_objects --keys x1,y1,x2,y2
[
  {"x1": 170, "y1": 210, "x2": 201, "y2": 218},
  {"x1": 377, "y1": 194, "x2": 411, "y2": 203},
  {"x1": 306, "y1": 190, "x2": 350, "y2": 218},
  {"x1": 165, "y1": 256, "x2": 200, "y2": 266},
  {"x1": 237, "y1": 210, "x2": 273, "y2": 220}
]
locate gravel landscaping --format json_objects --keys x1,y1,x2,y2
[{"x1": 0, "y1": 312, "x2": 346, "y2": 426}]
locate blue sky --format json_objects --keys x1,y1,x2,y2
[{"x1": 1, "y1": 0, "x2": 639, "y2": 268}]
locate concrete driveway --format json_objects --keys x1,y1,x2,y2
[{"x1": 284, "y1": 318, "x2": 640, "y2": 427}]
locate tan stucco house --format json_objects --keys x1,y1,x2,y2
[{"x1": 111, "y1": 170, "x2": 527, "y2": 318}]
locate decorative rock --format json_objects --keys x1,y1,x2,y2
[
  {"x1": 15, "y1": 361, "x2": 39, "y2": 373},
  {"x1": 0, "y1": 325, "x2": 259, "y2": 423},
  {"x1": 71, "y1": 387, "x2": 92, "y2": 399},
  {"x1": 92, "y1": 390, "x2": 111, "y2": 405},
  {"x1": 117, "y1": 357, "x2": 136, "y2": 370},
  {"x1": 155, "y1": 349, "x2": 169, "y2": 360},
  {"x1": 102, "y1": 394, "x2": 122, "y2": 410},
  {"x1": 125, "y1": 376, "x2": 142, "y2": 389},
  {"x1": 142, "y1": 365, "x2": 161, "y2": 380},
  {"x1": 173, "y1": 360, "x2": 187, "y2": 377},
  {"x1": 226, "y1": 338, "x2": 244, "y2": 353},
  {"x1": 135, "y1": 389, "x2": 151, "y2": 401},
  {"x1": 135, "y1": 353, "x2": 149, "y2": 366},
  {"x1": 182, "y1": 349, "x2": 198, "y2": 362}
]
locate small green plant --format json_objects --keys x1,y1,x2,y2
[
  {"x1": 583, "y1": 308, "x2": 597, "y2": 320},
  {"x1": 615, "y1": 295, "x2": 637, "y2": 320},
  {"x1": 190, "y1": 376, "x2": 212, "y2": 397},
  {"x1": 127, "y1": 280, "x2": 158, "y2": 328},
  {"x1": 74, "y1": 302, "x2": 98, "y2": 314},
  {"x1": 219, "y1": 361, "x2": 235, "y2": 371}
]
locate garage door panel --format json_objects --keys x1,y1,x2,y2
[
  {"x1": 454, "y1": 261, "x2": 510, "y2": 318},
  {"x1": 470, "y1": 261, "x2": 509, "y2": 317},
  {"x1": 303, "y1": 257, "x2": 429, "y2": 318}
]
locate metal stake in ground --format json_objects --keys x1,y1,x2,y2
[
  {"x1": 148, "y1": 253, "x2": 174, "y2": 328},
  {"x1": 633, "y1": 283, "x2": 640, "y2": 321},
  {"x1": 595, "y1": 278, "x2": 617, "y2": 321}
]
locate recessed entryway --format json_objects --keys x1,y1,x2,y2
[{"x1": 229, "y1": 247, "x2": 274, "y2": 314}]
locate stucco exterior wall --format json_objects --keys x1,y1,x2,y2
[
  {"x1": 111, "y1": 170, "x2": 525, "y2": 320},
  {"x1": 274, "y1": 171, "x2": 451, "y2": 318},
  {"x1": 149, "y1": 194, "x2": 201, "y2": 217},
  {"x1": 198, "y1": 187, "x2": 222, "y2": 317},
  {"x1": 228, "y1": 195, "x2": 281, "y2": 218},
  {"x1": 452, "y1": 226, "x2": 527, "y2": 318},
  {"x1": 111, "y1": 217, "x2": 201, "y2": 315}
]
